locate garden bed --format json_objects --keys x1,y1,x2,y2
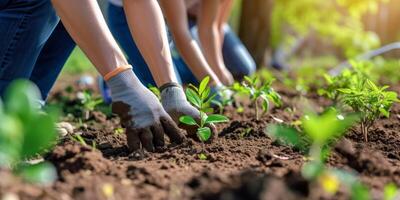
[{"x1": 1, "y1": 81, "x2": 399, "y2": 200}]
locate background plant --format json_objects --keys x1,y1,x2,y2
[
  {"x1": 267, "y1": 110, "x2": 368, "y2": 198},
  {"x1": 234, "y1": 75, "x2": 282, "y2": 120},
  {"x1": 338, "y1": 79, "x2": 399, "y2": 141},
  {"x1": 0, "y1": 80, "x2": 58, "y2": 184}
]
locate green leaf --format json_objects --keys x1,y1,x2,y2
[
  {"x1": 351, "y1": 183, "x2": 371, "y2": 200},
  {"x1": 0, "y1": 115, "x2": 23, "y2": 166},
  {"x1": 198, "y1": 153, "x2": 208, "y2": 160},
  {"x1": 197, "y1": 127, "x2": 211, "y2": 142},
  {"x1": 186, "y1": 88, "x2": 201, "y2": 108},
  {"x1": 199, "y1": 76, "x2": 210, "y2": 95},
  {"x1": 302, "y1": 110, "x2": 358, "y2": 145},
  {"x1": 244, "y1": 76, "x2": 253, "y2": 85},
  {"x1": 201, "y1": 87, "x2": 211, "y2": 100},
  {"x1": 383, "y1": 183, "x2": 398, "y2": 200},
  {"x1": 4, "y1": 80, "x2": 41, "y2": 122},
  {"x1": 18, "y1": 162, "x2": 57, "y2": 185},
  {"x1": 266, "y1": 125, "x2": 303, "y2": 149},
  {"x1": 179, "y1": 116, "x2": 198, "y2": 126},
  {"x1": 21, "y1": 113, "x2": 57, "y2": 158},
  {"x1": 205, "y1": 114, "x2": 229, "y2": 124}
]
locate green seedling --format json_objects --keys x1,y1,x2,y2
[
  {"x1": 70, "y1": 133, "x2": 87, "y2": 146},
  {"x1": 147, "y1": 84, "x2": 161, "y2": 100},
  {"x1": 179, "y1": 77, "x2": 229, "y2": 142},
  {"x1": 0, "y1": 80, "x2": 58, "y2": 184},
  {"x1": 198, "y1": 153, "x2": 208, "y2": 160},
  {"x1": 79, "y1": 90, "x2": 103, "y2": 120},
  {"x1": 211, "y1": 87, "x2": 234, "y2": 115},
  {"x1": 267, "y1": 110, "x2": 361, "y2": 197},
  {"x1": 70, "y1": 133, "x2": 97, "y2": 151},
  {"x1": 318, "y1": 60, "x2": 373, "y2": 103},
  {"x1": 234, "y1": 75, "x2": 282, "y2": 120},
  {"x1": 338, "y1": 79, "x2": 399, "y2": 141}
]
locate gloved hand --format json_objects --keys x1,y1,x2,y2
[
  {"x1": 160, "y1": 83, "x2": 216, "y2": 139},
  {"x1": 106, "y1": 70, "x2": 185, "y2": 152}
]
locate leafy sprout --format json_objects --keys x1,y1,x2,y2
[
  {"x1": 0, "y1": 80, "x2": 58, "y2": 184},
  {"x1": 338, "y1": 79, "x2": 399, "y2": 141},
  {"x1": 233, "y1": 75, "x2": 282, "y2": 120},
  {"x1": 211, "y1": 87, "x2": 234, "y2": 115},
  {"x1": 179, "y1": 77, "x2": 229, "y2": 142},
  {"x1": 267, "y1": 110, "x2": 361, "y2": 197}
]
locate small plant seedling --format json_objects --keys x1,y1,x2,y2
[
  {"x1": 211, "y1": 87, "x2": 234, "y2": 115},
  {"x1": 179, "y1": 77, "x2": 229, "y2": 142},
  {"x1": 318, "y1": 60, "x2": 374, "y2": 104},
  {"x1": 338, "y1": 79, "x2": 399, "y2": 141},
  {"x1": 78, "y1": 90, "x2": 103, "y2": 120},
  {"x1": 234, "y1": 76, "x2": 282, "y2": 120},
  {"x1": 267, "y1": 110, "x2": 361, "y2": 196},
  {"x1": 198, "y1": 153, "x2": 208, "y2": 160},
  {"x1": 70, "y1": 133, "x2": 88, "y2": 146},
  {"x1": 0, "y1": 80, "x2": 58, "y2": 184}
]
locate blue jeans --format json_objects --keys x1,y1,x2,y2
[{"x1": 0, "y1": 0, "x2": 59, "y2": 98}]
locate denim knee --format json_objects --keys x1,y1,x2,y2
[{"x1": 222, "y1": 25, "x2": 256, "y2": 78}]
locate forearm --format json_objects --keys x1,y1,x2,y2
[
  {"x1": 123, "y1": 0, "x2": 178, "y2": 86},
  {"x1": 198, "y1": 0, "x2": 231, "y2": 84},
  {"x1": 159, "y1": 0, "x2": 220, "y2": 86},
  {"x1": 51, "y1": 0, "x2": 128, "y2": 76},
  {"x1": 217, "y1": 0, "x2": 234, "y2": 44}
]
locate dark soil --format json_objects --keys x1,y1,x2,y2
[{"x1": 1, "y1": 82, "x2": 399, "y2": 200}]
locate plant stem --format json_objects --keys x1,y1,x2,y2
[{"x1": 255, "y1": 99, "x2": 259, "y2": 120}]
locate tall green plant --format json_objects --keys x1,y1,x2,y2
[
  {"x1": 338, "y1": 79, "x2": 399, "y2": 141},
  {"x1": 0, "y1": 80, "x2": 58, "y2": 184},
  {"x1": 267, "y1": 110, "x2": 369, "y2": 198}
]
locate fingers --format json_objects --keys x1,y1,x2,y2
[
  {"x1": 160, "y1": 116, "x2": 185, "y2": 144},
  {"x1": 126, "y1": 127, "x2": 155, "y2": 152},
  {"x1": 112, "y1": 102, "x2": 133, "y2": 128},
  {"x1": 150, "y1": 123, "x2": 165, "y2": 147},
  {"x1": 126, "y1": 128, "x2": 141, "y2": 152},
  {"x1": 139, "y1": 128, "x2": 155, "y2": 152}
]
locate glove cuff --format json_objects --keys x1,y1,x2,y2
[{"x1": 159, "y1": 82, "x2": 181, "y2": 92}]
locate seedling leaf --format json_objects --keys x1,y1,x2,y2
[
  {"x1": 205, "y1": 114, "x2": 229, "y2": 124},
  {"x1": 197, "y1": 127, "x2": 211, "y2": 142},
  {"x1": 179, "y1": 116, "x2": 198, "y2": 126}
]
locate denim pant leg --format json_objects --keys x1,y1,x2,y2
[
  {"x1": 30, "y1": 22, "x2": 76, "y2": 100},
  {"x1": 0, "y1": 0, "x2": 59, "y2": 97},
  {"x1": 221, "y1": 25, "x2": 256, "y2": 79}
]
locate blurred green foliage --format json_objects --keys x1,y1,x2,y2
[
  {"x1": 0, "y1": 80, "x2": 58, "y2": 184},
  {"x1": 271, "y1": 0, "x2": 387, "y2": 57},
  {"x1": 63, "y1": 48, "x2": 95, "y2": 75}
]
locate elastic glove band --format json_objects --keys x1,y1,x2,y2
[{"x1": 104, "y1": 65, "x2": 133, "y2": 81}]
